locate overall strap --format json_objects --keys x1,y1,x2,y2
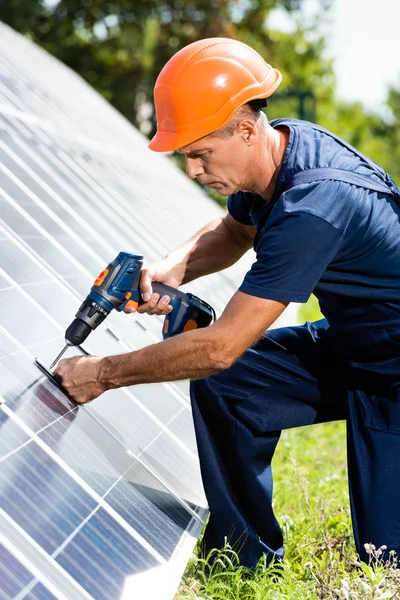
[
  {"x1": 271, "y1": 119, "x2": 400, "y2": 206},
  {"x1": 289, "y1": 167, "x2": 400, "y2": 207}
]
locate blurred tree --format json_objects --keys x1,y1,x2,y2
[{"x1": 0, "y1": 0, "x2": 333, "y2": 136}]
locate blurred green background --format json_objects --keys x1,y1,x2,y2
[{"x1": 1, "y1": 0, "x2": 399, "y2": 323}]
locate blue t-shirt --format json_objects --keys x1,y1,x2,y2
[{"x1": 227, "y1": 118, "x2": 400, "y2": 331}]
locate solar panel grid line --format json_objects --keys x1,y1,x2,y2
[
  {"x1": 0, "y1": 373, "x2": 200, "y2": 556},
  {"x1": 0, "y1": 323, "x2": 48, "y2": 361},
  {"x1": 0, "y1": 158, "x2": 106, "y2": 268},
  {"x1": 127, "y1": 404, "x2": 197, "y2": 464},
  {"x1": 4, "y1": 138, "x2": 133, "y2": 255},
  {"x1": 0, "y1": 232, "x2": 192, "y2": 422},
  {"x1": 0, "y1": 78, "x2": 26, "y2": 113},
  {"x1": 0, "y1": 267, "x2": 76, "y2": 340},
  {"x1": 0, "y1": 506, "x2": 93, "y2": 600},
  {"x1": 0, "y1": 209, "x2": 155, "y2": 355},
  {"x1": 83, "y1": 388, "x2": 202, "y2": 482},
  {"x1": 0, "y1": 274, "x2": 198, "y2": 474},
  {"x1": 0, "y1": 381, "x2": 79, "y2": 468},
  {"x1": 0, "y1": 323, "x2": 203, "y2": 520},
  {"x1": 0, "y1": 103, "x2": 55, "y2": 132},
  {"x1": 0, "y1": 297, "x2": 197, "y2": 480},
  {"x1": 1, "y1": 440, "x2": 99, "y2": 561},
  {"x1": 2, "y1": 152, "x2": 203, "y2": 428},
  {"x1": 41, "y1": 457, "x2": 154, "y2": 562},
  {"x1": 0, "y1": 142, "x2": 119, "y2": 259},
  {"x1": 0, "y1": 101, "x2": 144, "y2": 163},
  {"x1": 0, "y1": 215, "x2": 89, "y2": 302},
  {"x1": 65, "y1": 398, "x2": 203, "y2": 520},
  {"x1": 0, "y1": 183, "x2": 99, "y2": 279},
  {"x1": 114, "y1": 164, "x2": 211, "y2": 236},
  {"x1": 0, "y1": 216, "x2": 138, "y2": 350},
  {"x1": 2, "y1": 136, "x2": 148, "y2": 266},
  {"x1": 35, "y1": 401, "x2": 205, "y2": 543},
  {"x1": 92, "y1": 385, "x2": 199, "y2": 462},
  {"x1": 0, "y1": 97, "x2": 53, "y2": 147},
  {"x1": 0, "y1": 543, "x2": 44, "y2": 600},
  {"x1": 0, "y1": 55, "x2": 93, "y2": 140},
  {"x1": 96, "y1": 172, "x2": 192, "y2": 253},
  {"x1": 0, "y1": 129, "x2": 198, "y2": 312},
  {"x1": 0, "y1": 99, "x2": 212, "y2": 245},
  {"x1": 50, "y1": 149, "x2": 179, "y2": 259},
  {"x1": 0, "y1": 403, "x2": 167, "y2": 565},
  {"x1": 0, "y1": 34, "x2": 147, "y2": 153},
  {"x1": 26, "y1": 146, "x2": 150, "y2": 256},
  {"x1": 0, "y1": 108, "x2": 216, "y2": 239},
  {"x1": 0, "y1": 102, "x2": 82, "y2": 150},
  {"x1": 124, "y1": 450, "x2": 204, "y2": 524},
  {"x1": 56, "y1": 150, "x2": 178, "y2": 255}
]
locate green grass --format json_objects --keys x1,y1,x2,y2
[{"x1": 176, "y1": 421, "x2": 400, "y2": 599}]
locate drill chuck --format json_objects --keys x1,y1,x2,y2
[
  {"x1": 65, "y1": 295, "x2": 111, "y2": 346},
  {"x1": 65, "y1": 318, "x2": 93, "y2": 346}
]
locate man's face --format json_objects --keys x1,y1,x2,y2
[{"x1": 178, "y1": 129, "x2": 253, "y2": 196}]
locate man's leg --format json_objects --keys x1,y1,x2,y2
[
  {"x1": 190, "y1": 320, "x2": 348, "y2": 568},
  {"x1": 344, "y1": 327, "x2": 400, "y2": 563}
]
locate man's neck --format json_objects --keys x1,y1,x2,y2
[{"x1": 258, "y1": 126, "x2": 289, "y2": 201}]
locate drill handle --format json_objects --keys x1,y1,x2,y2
[
  {"x1": 150, "y1": 283, "x2": 189, "y2": 305},
  {"x1": 139, "y1": 283, "x2": 192, "y2": 339}
]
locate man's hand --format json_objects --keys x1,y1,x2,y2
[
  {"x1": 54, "y1": 356, "x2": 105, "y2": 404},
  {"x1": 123, "y1": 258, "x2": 182, "y2": 316}
]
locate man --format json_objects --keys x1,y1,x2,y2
[{"x1": 56, "y1": 38, "x2": 400, "y2": 569}]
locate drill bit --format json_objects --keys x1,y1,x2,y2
[{"x1": 49, "y1": 343, "x2": 69, "y2": 371}]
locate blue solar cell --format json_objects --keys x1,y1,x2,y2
[
  {"x1": 0, "y1": 543, "x2": 34, "y2": 597},
  {"x1": 56, "y1": 508, "x2": 159, "y2": 599},
  {"x1": 29, "y1": 584, "x2": 57, "y2": 600},
  {"x1": 0, "y1": 441, "x2": 97, "y2": 555},
  {"x1": 0, "y1": 406, "x2": 30, "y2": 460}
]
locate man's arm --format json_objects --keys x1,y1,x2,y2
[
  {"x1": 171, "y1": 213, "x2": 256, "y2": 284},
  {"x1": 136, "y1": 214, "x2": 255, "y2": 310},
  {"x1": 55, "y1": 292, "x2": 288, "y2": 403}
]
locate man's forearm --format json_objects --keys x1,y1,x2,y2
[
  {"x1": 100, "y1": 328, "x2": 227, "y2": 389},
  {"x1": 167, "y1": 216, "x2": 252, "y2": 285}
]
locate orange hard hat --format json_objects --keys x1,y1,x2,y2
[{"x1": 149, "y1": 37, "x2": 282, "y2": 152}]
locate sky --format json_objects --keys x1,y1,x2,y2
[{"x1": 269, "y1": 0, "x2": 400, "y2": 115}]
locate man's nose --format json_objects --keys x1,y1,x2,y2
[{"x1": 185, "y1": 157, "x2": 204, "y2": 179}]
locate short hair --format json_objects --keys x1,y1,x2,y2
[{"x1": 210, "y1": 99, "x2": 268, "y2": 140}]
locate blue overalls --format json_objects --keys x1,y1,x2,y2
[{"x1": 190, "y1": 123, "x2": 400, "y2": 569}]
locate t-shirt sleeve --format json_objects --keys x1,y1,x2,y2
[
  {"x1": 239, "y1": 210, "x2": 344, "y2": 303},
  {"x1": 227, "y1": 192, "x2": 253, "y2": 225}
]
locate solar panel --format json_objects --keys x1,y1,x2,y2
[
  {"x1": 0, "y1": 21, "x2": 255, "y2": 600},
  {"x1": 0, "y1": 21, "x2": 300, "y2": 598}
]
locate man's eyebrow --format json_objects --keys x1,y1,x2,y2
[{"x1": 179, "y1": 148, "x2": 210, "y2": 157}]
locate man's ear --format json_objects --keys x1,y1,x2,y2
[{"x1": 237, "y1": 119, "x2": 257, "y2": 145}]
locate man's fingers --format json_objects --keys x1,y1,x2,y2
[
  {"x1": 136, "y1": 294, "x2": 173, "y2": 315},
  {"x1": 136, "y1": 293, "x2": 160, "y2": 314},
  {"x1": 139, "y1": 270, "x2": 154, "y2": 303},
  {"x1": 148, "y1": 295, "x2": 172, "y2": 316}
]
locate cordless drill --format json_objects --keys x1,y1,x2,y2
[{"x1": 39, "y1": 252, "x2": 215, "y2": 371}]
